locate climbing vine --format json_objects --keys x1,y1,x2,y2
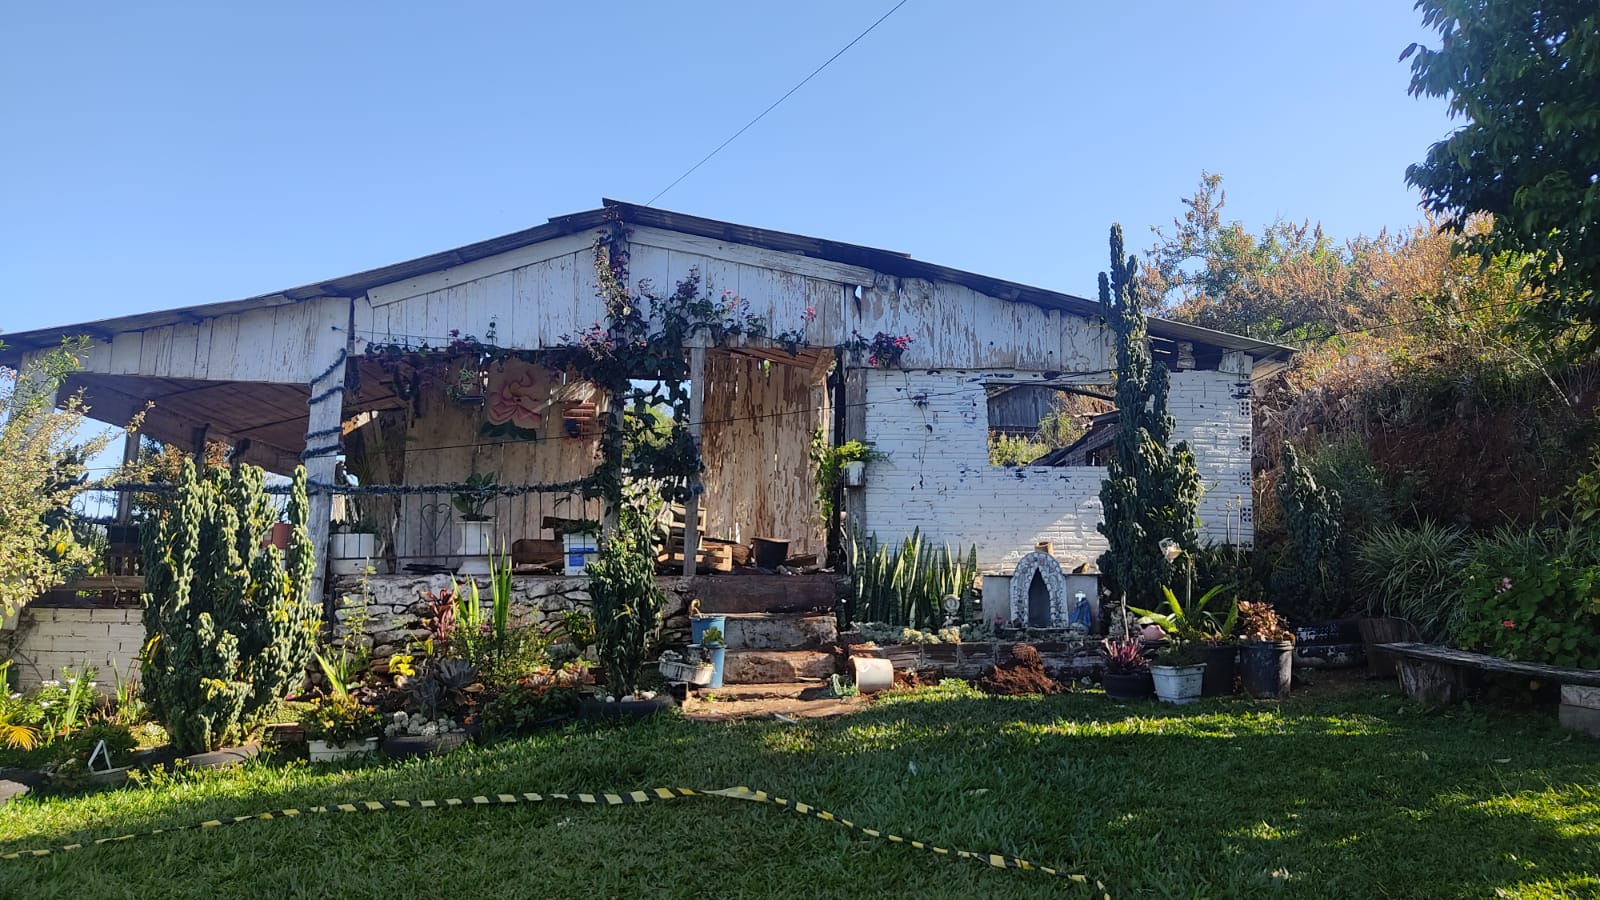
[{"x1": 355, "y1": 221, "x2": 816, "y2": 509}]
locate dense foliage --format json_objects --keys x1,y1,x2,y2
[
  {"x1": 0, "y1": 339, "x2": 121, "y2": 617},
  {"x1": 1272, "y1": 443, "x2": 1350, "y2": 620},
  {"x1": 845, "y1": 530, "x2": 978, "y2": 629},
  {"x1": 1404, "y1": 0, "x2": 1600, "y2": 353},
  {"x1": 1096, "y1": 225, "x2": 1201, "y2": 607},
  {"x1": 1455, "y1": 534, "x2": 1600, "y2": 668},
  {"x1": 140, "y1": 461, "x2": 321, "y2": 753},
  {"x1": 585, "y1": 497, "x2": 666, "y2": 698}
]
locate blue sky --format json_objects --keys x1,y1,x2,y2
[{"x1": 2, "y1": 1, "x2": 1453, "y2": 335}]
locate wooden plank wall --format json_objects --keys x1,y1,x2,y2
[
  {"x1": 356, "y1": 227, "x2": 1111, "y2": 374},
  {"x1": 77, "y1": 297, "x2": 349, "y2": 384},
  {"x1": 385, "y1": 363, "x2": 603, "y2": 562},
  {"x1": 699, "y1": 352, "x2": 828, "y2": 559}
]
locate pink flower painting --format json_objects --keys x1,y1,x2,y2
[{"x1": 480, "y1": 362, "x2": 550, "y2": 439}]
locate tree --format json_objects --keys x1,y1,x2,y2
[
  {"x1": 1403, "y1": 0, "x2": 1600, "y2": 352},
  {"x1": 1097, "y1": 225, "x2": 1203, "y2": 607},
  {"x1": 0, "y1": 338, "x2": 120, "y2": 617},
  {"x1": 140, "y1": 461, "x2": 320, "y2": 752}
]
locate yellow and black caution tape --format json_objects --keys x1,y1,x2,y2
[{"x1": 1, "y1": 785, "x2": 1108, "y2": 896}]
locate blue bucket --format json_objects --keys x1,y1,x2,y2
[
  {"x1": 694, "y1": 644, "x2": 726, "y2": 688},
  {"x1": 690, "y1": 614, "x2": 726, "y2": 646}
]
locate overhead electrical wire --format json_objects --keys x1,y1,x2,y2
[{"x1": 644, "y1": 0, "x2": 911, "y2": 206}]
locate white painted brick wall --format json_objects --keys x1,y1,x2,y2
[
  {"x1": 858, "y1": 366, "x2": 1254, "y2": 573},
  {"x1": 8, "y1": 607, "x2": 144, "y2": 691}
]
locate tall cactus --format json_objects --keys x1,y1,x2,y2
[
  {"x1": 1096, "y1": 224, "x2": 1202, "y2": 607},
  {"x1": 140, "y1": 461, "x2": 321, "y2": 753}
]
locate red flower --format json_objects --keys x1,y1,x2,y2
[{"x1": 1502, "y1": 620, "x2": 1516, "y2": 629}]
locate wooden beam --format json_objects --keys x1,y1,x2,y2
[
  {"x1": 115, "y1": 427, "x2": 140, "y2": 524},
  {"x1": 683, "y1": 345, "x2": 706, "y2": 577}
]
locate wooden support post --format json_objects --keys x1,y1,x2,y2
[
  {"x1": 302, "y1": 299, "x2": 354, "y2": 607},
  {"x1": 115, "y1": 427, "x2": 140, "y2": 525},
  {"x1": 683, "y1": 345, "x2": 706, "y2": 577}
]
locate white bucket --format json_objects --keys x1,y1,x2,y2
[{"x1": 851, "y1": 657, "x2": 894, "y2": 693}]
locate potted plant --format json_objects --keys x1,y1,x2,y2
[
  {"x1": 1148, "y1": 636, "x2": 1208, "y2": 704},
  {"x1": 328, "y1": 516, "x2": 380, "y2": 576},
  {"x1": 1130, "y1": 582, "x2": 1235, "y2": 698},
  {"x1": 1101, "y1": 638, "x2": 1153, "y2": 701},
  {"x1": 453, "y1": 471, "x2": 497, "y2": 576},
  {"x1": 300, "y1": 695, "x2": 383, "y2": 762},
  {"x1": 657, "y1": 648, "x2": 714, "y2": 686},
  {"x1": 1238, "y1": 601, "x2": 1294, "y2": 699},
  {"x1": 384, "y1": 657, "x2": 479, "y2": 758},
  {"x1": 690, "y1": 624, "x2": 727, "y2": 689}
]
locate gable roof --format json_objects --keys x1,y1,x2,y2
[{"x1": 0, "y1": 199, "x2": 1295, "y2": 371}]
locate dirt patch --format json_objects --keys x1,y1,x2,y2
[{"x1": 975, "y1": 644, "x2": 1067, "y2": 696}]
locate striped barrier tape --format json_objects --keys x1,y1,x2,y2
[{"x1": 1, "y1": 785, "x2": 1108, "y2": 896}]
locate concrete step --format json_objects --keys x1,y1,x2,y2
[
  {"x1": 722, "y1": 649, "x2": 836, "y2": 684},
  {"x1": 723, "y1": 613, "x2": 837, "y2": 650}
]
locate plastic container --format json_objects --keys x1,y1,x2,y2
[
  {"x1": 852, "y1": 657, "x2": 894, "y2": 693},
  {"x1": 1240, "y1": 640, "x2": 1294, "y2": 699},
  {"x1": 563, "y1": 532, "x2": 599, "y2": 575},
  {"x1": 1150, "y1": 663, "x2": 1207, "y2": 704},
  {"x1": 752, "y1": 537, "x2": 789, "y2": 569}
]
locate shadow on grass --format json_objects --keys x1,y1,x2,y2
[{"x1": 1, "y1": 685, "x2": 1596, "y2": 898}]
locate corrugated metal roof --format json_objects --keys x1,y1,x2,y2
[{"x1": 0, "y1": 199, "x2": 1296, "y2": 369}]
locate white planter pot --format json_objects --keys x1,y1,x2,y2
[
  {"x1": 307, "y1": 736, "x2": 380, "y2": 762},
  {"x1": 1150, "y1": 663, "x2": 1207, "y2": 705},
  {"x1": 563, "y1": 532, "x2": 599, "y2": 576},
  {"x1": 658, "y1": 658, "x2": 714, "y2": 686},
  {"x1": 841, "y1": 460, "x2": 867, "y2": 487},
  {"x1": 328, "y1": 532, "x2": 378, "y2": 576},
  {"x1": 457, "y1": 520, "x2": 494, "y2": 575}
]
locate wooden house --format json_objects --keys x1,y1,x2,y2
[{"x1": 0, "y1": 200, "x2": 1291, "y2": 685}]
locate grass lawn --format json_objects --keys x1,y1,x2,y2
[{"x1": 1, "y1": 680, "x2": 1596, "y2": 899}]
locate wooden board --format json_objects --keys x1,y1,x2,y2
[
  {"x1": 1379, "y1": 643, "x2": 1600, "y2": 687},
  {"x1": 690, "y1": 573, "x2": 842, "y2": 615}
]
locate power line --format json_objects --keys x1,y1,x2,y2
[{"x1": 644, "y1": 0, "x2": 911, "y2": 207}]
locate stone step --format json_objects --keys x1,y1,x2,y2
[
  {"x1": 722, "y1": 649, "x2": 836, "y2": 684},
  {"x1": 723, "y1": 613, "x2": 837, "y2": 650},
  {"x1": 691, "y1": 574, "x2": 843, "y2": 615}
]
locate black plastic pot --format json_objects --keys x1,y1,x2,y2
[
  {"x1": 578, "y1": 696, "x2": 675, "y2": 722},
  {"x1": 1103, "y1": 671, "x2": 1154, "y2": 702},
  {"x1": 1240, "y1": 641, "x2": 1294, "y2": 699},
  {"x1": 1201, "y1": 643, "x2": 1238, "y2": 696}
]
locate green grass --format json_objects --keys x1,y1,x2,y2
[{"x1": 2, "y1": 682, "x2": 1597, "y2": 899}]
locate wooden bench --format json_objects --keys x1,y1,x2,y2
[{"x1": 1380, "y1": 642, "x2": 1600, "y2": 736}]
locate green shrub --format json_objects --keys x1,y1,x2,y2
[
  {"x1": 1272, "y1": 442, "x2": 1350, "y2": 619},
  {"x1": 1191, "y1": 543, "x2": 1270, "y2": 605},
  {"x1": 479, "y1": 682, "x2": 580, "y2": 738},
  {"x1": 1452, "y1": 544, "x2": 1600, "y2": 668},
  {"x1": 1354, "y1": 521, "x2": 1471, "y2": 640},
  {"x1": 51, "y1": 721, "x2": 137, "y2": 767},
  {"x1": 140, "y1": 461, "x2": 321, "y2": 753},
  {"x1": 987, "y1": 434, "x2": 1049, "y2": 467},
  {"x1": 586, "y1": 497, "x2": 665, "y2": 698}
]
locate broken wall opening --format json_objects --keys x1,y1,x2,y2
[{"x1": 698, "y1": 348, "x2": 831, "y2": 563}]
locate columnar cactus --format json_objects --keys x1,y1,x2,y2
[
  {"x1": 1096, "y1": 224, "x2": 1202, "y2": 607},
  {"x1": 140, "y1": 461, "x2": 321, "y2": 753}
]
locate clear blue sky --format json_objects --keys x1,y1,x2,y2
[{"x1": 2, "y1": 1, "x2": 1453, "y2": 335}]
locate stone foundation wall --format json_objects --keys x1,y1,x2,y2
[{"x1": 329, "y1": 574, "x2": 699, "y2": 672}]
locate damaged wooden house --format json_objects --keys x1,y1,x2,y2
[{"x1": 0, "y1": 200, "x2": 1291, "y2": 688}]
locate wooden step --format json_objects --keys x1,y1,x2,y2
[
  {"x1": 722, "y1": 612, "x2": 837, "y2": 650},
  {"x1": 722, "y1": 649, "x2": 836, "y2": 684},
  {"x1": 691, "y1": 573, "x2": 843, "y2": 615}
]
